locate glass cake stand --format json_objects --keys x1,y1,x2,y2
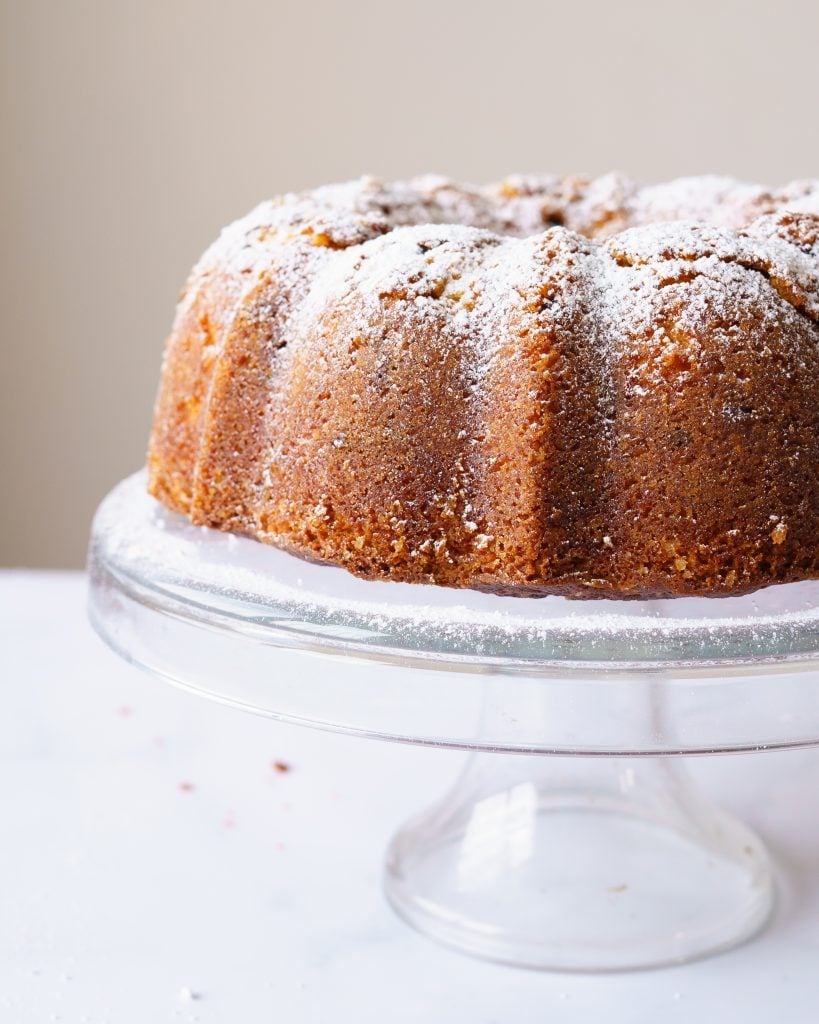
[{"x1": 87, "y1": 473, "x2": 819, "y2": 971}]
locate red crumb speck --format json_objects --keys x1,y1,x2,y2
[
  {"x1": 274, "y1": 841, "x2": 286, "y2": 851},
  {"x1": 179, "y1": 782, "x2": 196, "y2": 793},
  {"x1": 117, "y1": 706, "x2": 132, "y2": 718},
  {"x1": 223, "y1": 810, "x2": 236, "y2": 829},
  {"x1": 152, "y1": 737, "x2": 165, "y2": 748},
  {"x1": 280, "y1": 801, "x2": 293, "y2": 813},
  {"x1": 272, "y1": 760, "x2": 291, "y2": 774}
]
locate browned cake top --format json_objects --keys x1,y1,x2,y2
[{"x1": 182, "y1": 173, "x2": 819, "y2": 346}]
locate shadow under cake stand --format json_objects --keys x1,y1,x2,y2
[{"x1": 88, "y1": 473, "x2": 819, "y2": 972}]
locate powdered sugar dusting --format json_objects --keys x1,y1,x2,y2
[
  {"x1": 152, "y1": 174, "x2": 818, "y2": 597},
  {"x1": 179, "y1": 174, "x2": 819, "y2": 358},
  {"x1": 194, "y1": 173, "x2": 819, "y2": 355}
]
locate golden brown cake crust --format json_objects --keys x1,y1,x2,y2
[{"x1": 148, "y1": 175, "x2": 819, "y2": 598}]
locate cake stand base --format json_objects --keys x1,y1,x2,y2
[{"x1": 384, "y1": 753, "x2": 773, "y2": 971}]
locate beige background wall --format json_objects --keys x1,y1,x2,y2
[{"x1": 2, "y1": 0, "x2": 817, "y2": 567}]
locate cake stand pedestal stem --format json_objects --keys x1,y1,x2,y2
[{"x1": 384, "y1": 694, "x2": 774, "y2": 971}]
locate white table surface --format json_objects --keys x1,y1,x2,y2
[{"x1": 2, "y1": 570, "x2": 819, "y2": 1023}]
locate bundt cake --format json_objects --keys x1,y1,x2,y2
[{"x1": 148, "y1": 174, "x2": 819, "y2": 599}]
